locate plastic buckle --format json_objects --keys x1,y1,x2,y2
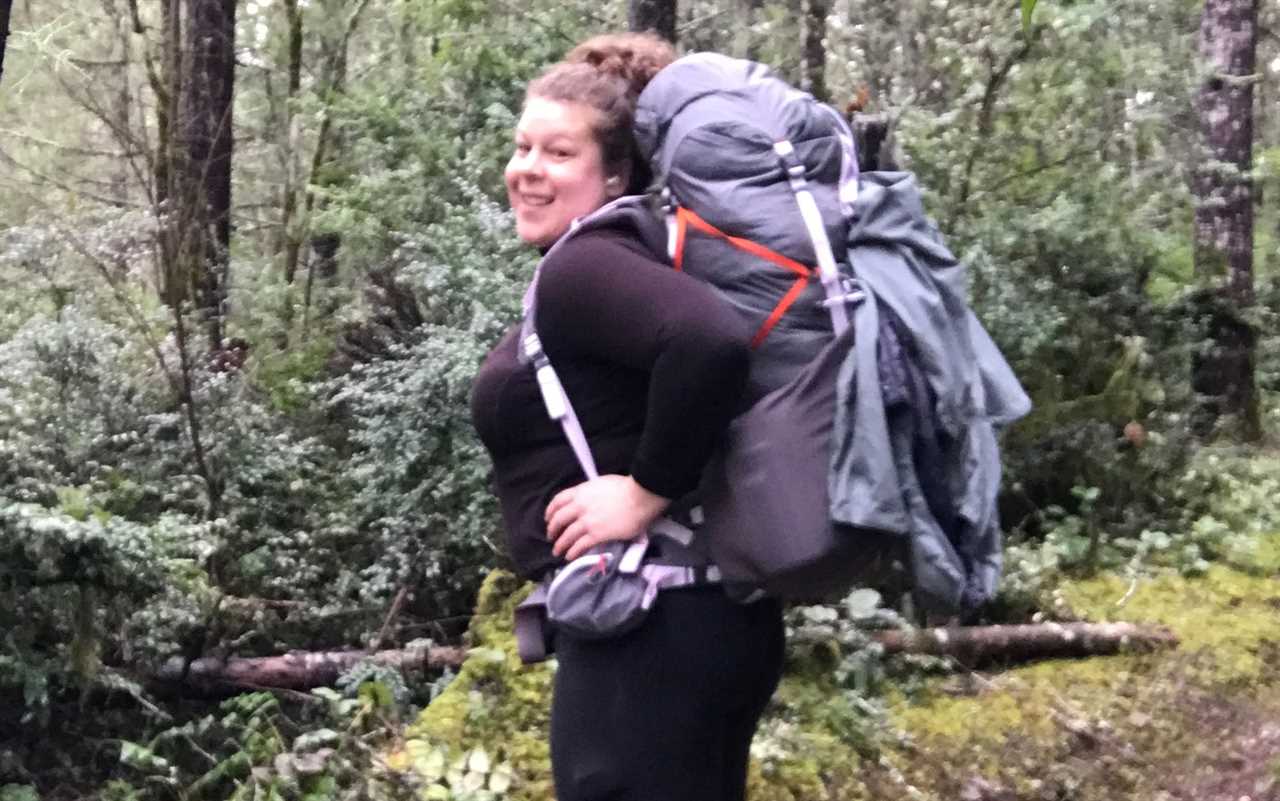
[
  {"x1": 659, "y1": 185, "x2": 676, "y2": 215},
  {"x1": 522, "y1": 333, "x2": 549, "y2": 367},
  {"x1": 822, "y1": 277, "x2": 866, "y2": 308}
]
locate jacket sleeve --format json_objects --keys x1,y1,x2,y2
[{"x1": 534, "y1": 231, "x2": 751, "y2": 499}]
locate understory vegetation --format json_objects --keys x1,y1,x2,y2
[{"x1": 2, "y1": 0, "x2": 1280, "y2": 797}]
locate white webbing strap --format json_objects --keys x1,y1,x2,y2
[
  {"x1": 773, "y1": 139, "x2": 851, "y2": 336},
  {"x1": 523, "y1": 333, "x2": 599, "y2": 481},
  {"x1": 649, "y1": 516, "x2": 695, "y2": 547},
  {"x1": 662, "y1": 186, "x2": 679, "y2": 262},
  {"x1": 639, "y1": 563, "x2": 723, "y2": 608},
  {"x1": 520, "y1": 331, "x2": 653, "y2": 557}
]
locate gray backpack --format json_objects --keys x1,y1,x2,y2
[{"x1": 513, "y1": 54, "x2": 1029, "y2": 662}]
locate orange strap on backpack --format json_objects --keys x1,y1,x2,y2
[{"x1": 671, "y1": 206, "x2": 814, "y2": 350}]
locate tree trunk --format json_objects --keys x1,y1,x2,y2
[
  {"x1": 147, "y1": 622, "x2": 1176, "y2": 696},
  {"x1": 850, "y1": 113, "x2": 896, "y2": 172},
  {"x1": 277, "y1": 0, "x2": 304, "y2": 344},
  {"x1": 1191, "y1": 0, "x2": 1260, "y2": 439},
  {"x1": 176, "y1": 0, "x2": 237, "y2": 348},
  {"x1": 302, "y1": 230, "x2": 341, "y2": 333},
  {"x1": 628, "y1": 0, "x2": 677, "y2": 43},
  {"x1": 732, "y1": 0, "x2": 762, "y2": 61},
  {"x1": 106, "y1": 0, "x2": 134, "y2": 203},
  {"x1": 280, "y1": 0, "x2": 304, "y2": 289},
  {"x1": 872, "y1": 622, "x2": 1178, "y2": 665},
  {"x1": 0, "y1": 0, "x2": 13, "y2": 88},
  {"x1": 152, "y1": 0, "x2": 181, "y2": 300},
  {"x1": 295, "y1": 0, "x2": 373, "y2": 332},
  {"x1": 801, "y1": 0, "x2": 828, "y2": 102},
  {"x1": 153, "y1": 645, "x2": 468, "y2": 696},
  {"x1": 946, "y1": 38, "x2": 1034, "y2": 232}
]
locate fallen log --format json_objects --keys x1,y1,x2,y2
[
  {"x1": 872, "y1": 621, "x2": 1178, "y2": 664},
  {"x1": 150, "y1": 622, "x2": 1175, "y2": 696},
  {"x1": 154, "y1": 644, "x2": 468, "y2": 696}
]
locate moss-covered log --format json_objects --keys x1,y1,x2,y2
[
  {"x1": 873, "y1": 621, "x2": 1178, "y2": 664},
  {"x1": 148, "y1": 618, "x2": 1176, "y2": 696},
  {"x1": 154, "y1": 645, "x2": 467, "y2": 695}
]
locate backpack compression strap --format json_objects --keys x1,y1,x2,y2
[
  {"x1": 662, "y1": 139, "x2": 857, "y2": 347},
  {"x1": 668, "y1": 205, "x2": 815, "y2": 350},
  {"x1": 773, "y1": 139, "x2": 852, "y2": 336}
]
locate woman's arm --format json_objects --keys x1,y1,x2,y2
[{"x1": 535, "y1": 230, "x2": 751, "y2": 557}]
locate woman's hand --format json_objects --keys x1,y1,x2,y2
[{"x1": 545, "y1": 475, "x2": 670, "y2": 561}]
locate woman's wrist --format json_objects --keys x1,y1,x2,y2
[{"x1": 626, "y1": 476, "x2": 671, "y2": 525}]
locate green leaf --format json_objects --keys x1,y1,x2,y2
[
  {"x1": 409, "y1": 742, "x2": 446, "y2": 782},
  {"x1": 118, "y1": 741, "x2": 172, "y2": 776},
  {"x1": 843, "y1": 589, "x2": 882, "y2": 619},
  {"x1": 358, "y1": 679, "x2": 395, "y2": 710},
  {"x1": 466, "y1": 747, "x2": 491, "y2": 775},
  {"x1": 0, "y1": 785, "x2": 40, "y2": 801},
  {"x1": 461, "y1": 771, "x2": 486, "y2": 793},
  {"x1": 488, "y1": 763, "x2": 514, "y2": 794},
  {"x1": 1021, "y1": 0, "x2": 1037, "y2": 32},
  {"x1": 292, "y1": 728, "x2": 340, "y2": 753}
]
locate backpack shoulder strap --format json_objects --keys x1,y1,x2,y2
[{"x1": 518, "y1": 196, "x2": 663, "y2": 480}]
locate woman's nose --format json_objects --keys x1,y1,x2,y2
[{"x1": 510, "y1": 148, "x2": 544, "y2": 177}]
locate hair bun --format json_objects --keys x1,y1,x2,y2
[{"x1": 565, "y1": 33, "x2": 675, "y2": 99}]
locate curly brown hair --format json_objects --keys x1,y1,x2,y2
[{"x1": 526, "y1": 33, "x2": 676, "y2": 193}]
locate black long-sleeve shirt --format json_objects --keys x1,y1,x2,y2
[{"x1": 471, "y1": 227, "x2": 751, "y2": 579}]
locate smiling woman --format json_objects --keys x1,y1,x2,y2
[
  {"x1": 504, "y1": 97, "x2": 620, "y2": 249},
  {"x1": 469, "y1": 33, "x2": 786, "y2": 801}
]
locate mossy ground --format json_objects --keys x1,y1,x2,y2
[
  {"x1": 881, "y1": 534, "x2": 1280, "y2": 801},
  {"x1": 387, "y1": 571, "x2": 556, "y2": 801},
  {"x1": 390, "y1": 532, "x2": 1280, "y2": 800}
]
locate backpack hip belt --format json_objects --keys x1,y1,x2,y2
[{"x1": 513, "y1": 515, "x2": 720, "y2": 664}]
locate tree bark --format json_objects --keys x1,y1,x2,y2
[
  {"x1": 872, "y1": 622, "x2": 1178, "y2": 665},
  {"x1": 295, "y1": 0, "x2": 372, "y2": 332},
  {"x1": 154, "y1": 645, "x2": 468, "y2": 695},
  {"x1": 946, "y1": 39, "x2": 1034, "y2": 232},
  {"x1": 280, "y1": 0, "x2": 304, "y2": 289},
  {"x1": 801, "y1": 0, "x2": 828, "y2": 102},
  {"x1": 176, "y1": 0, "x2": 237, "y2": 348},
  {"x1": 732, "y1": 0, "x2": 762, "y2": 61},
  {"x1": 0, "y1": 0, "x2": 13, "y2": 88},
  {"x1": 850, "y1": 112, "x2": 896, "y2": 172},
  {"x1": 628, "y1": 0, "x2": 677, "y2": 44},
  {"x1": 1191, "y1": 0, "x2": 1260, "y2": 439}
]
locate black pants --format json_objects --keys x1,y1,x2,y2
[{"x1": 550, "y1": 587, "x2": 785, "y2": 801}]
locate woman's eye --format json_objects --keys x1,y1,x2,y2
[
  {"x1": 514, "y1": 143, "x2": 531, "y2": 155},
  {"x1": 552, "y1": 149, "x2": 573, "y2": 159}
]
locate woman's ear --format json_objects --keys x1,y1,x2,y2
[
  {"x1": 604, "y1": 175, "x2": 623, "y2": 198},
  {"x1": 604, "y1": 164, "x2": 630, "y2": 198}
]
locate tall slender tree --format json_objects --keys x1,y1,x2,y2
[
  {"x1": 176, "y1": 0, "x2": 236, "y2": 347},
  {"x1": 0, "y1": 0, "x2": 12, "y2": 87},
  {"x1": 801, "y1": 0, "x2": 828, "y2": 101},
  {"x1": 1191, "y1": 0, "x2": 1260, "y2": 439}
]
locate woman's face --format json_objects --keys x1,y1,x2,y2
[{"x1": 505, "y1": 97, "x2": 623, "y2": 249}]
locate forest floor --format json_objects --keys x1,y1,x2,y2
[
  {"x1": 398, "y1": 536, "x2": 1280, "y2": 801},
  {"x1": 5, "y1": 545, "x2": 1277, "y2": 801},
  {"x1": 869, "y1": 549, "x2": 1280, "y2": 801}
]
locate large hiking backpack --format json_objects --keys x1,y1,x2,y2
[
  {"x1": 519, "y1": 53, "x2": 1030, "y2": 625},
  {"x1": 635, "y1": 53, "x2": 859, "y2": 401}
]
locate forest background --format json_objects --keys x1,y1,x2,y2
[{"x1": 1, "y1": 0, "x2": 1280, "y2": 798}]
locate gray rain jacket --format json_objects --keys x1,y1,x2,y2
[{"x1": 831, "y1": 171, "x2": 1031, "y2": 612}]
